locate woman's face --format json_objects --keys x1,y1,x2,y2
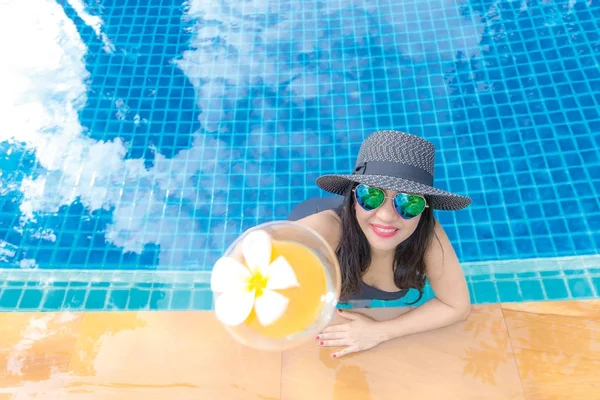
[{"x1": 354, "y1": 188, "x2": 423, "y2": 252}]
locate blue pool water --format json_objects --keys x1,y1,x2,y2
[{"x1": 0, "y1": 0, "x2": 599, "y2": 311}]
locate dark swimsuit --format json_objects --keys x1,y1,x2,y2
[{"x1": 287, "y1": 196, "x2": 409, "y2": 306}]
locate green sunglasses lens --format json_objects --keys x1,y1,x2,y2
[
  {"x1": 355, "y1": 184, "x2": 385, "y2": 211},
  {"x1": 394, "y1": 193, "x2": 426, "y2": 219}
]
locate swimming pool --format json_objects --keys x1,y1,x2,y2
[{"x1": 1, "y1": 0, "x2": 598, "y2": 311}]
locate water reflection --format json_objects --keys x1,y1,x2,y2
[
  {"x1": 0, "y1": 312, "x2": 82, "y2": 390},
  {"x1": 67, "y1": 312, "x2": 146, "y2": 376},
  {"x1": 460, "y1": 306, "x2": 512, "y2": 385},
  {"x1": 333, "y1": 365, "x2": 373, "y2": 400},
  {"x1": 61, "y1": 311, "x2": 281, "y2": 399},
  {"x1": 503, "y1": 301, "x2": 600, "y2": 394}
]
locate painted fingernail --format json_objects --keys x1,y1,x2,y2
[
  {"x1": 332, "y1": 354, "x2": 337, "y2": 358},
  {"x1": 320, "y1": 341, "x2": 324, "y2": 345},
  {"x1": 315, "y1": 336, "x2": 320, "y2": 340}
]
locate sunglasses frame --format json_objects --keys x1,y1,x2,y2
[{"x1": 352, "y1": 184, "x2": 429, "y2": 219}]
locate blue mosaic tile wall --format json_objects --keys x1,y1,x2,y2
[{"x1": 0, "y1": 0, "x2": 598, "y2": 278}]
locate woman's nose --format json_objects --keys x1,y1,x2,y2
[{"x1": 374, "y1": 197, "x2": 397, "y2": 222}]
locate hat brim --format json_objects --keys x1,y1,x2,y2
[{"x1": 316, "y1": 174, "x2": 472, "y2": 211}]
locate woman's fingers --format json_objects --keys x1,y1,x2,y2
[
  {"x1": 332, "y1": 346, "x2": 360, "y2": 359},
  {"x1": 320, "y1": 339, "x2": 349, "y2": 347},
  {"x1": 317, "y1": 331, "x2": 346, "y2": 340}
]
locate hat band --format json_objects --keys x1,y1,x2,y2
[{"x1": 352, "y1": 161, "x2": 434, "y2": 186}]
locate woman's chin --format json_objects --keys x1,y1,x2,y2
[{"x1": 366, "y1": 234, "x2": 403, "y2": 251}]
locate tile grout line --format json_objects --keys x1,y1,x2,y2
[
  {"x1": 499, "y1": 304, "x2": 529, "y2": 400},
  {"x1": 279, "y1": 350, "x2": 283, "y2": 400}
]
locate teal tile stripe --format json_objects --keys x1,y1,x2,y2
[{"x1": 1, "y1": 255, "x2": 599, "y2": 311}]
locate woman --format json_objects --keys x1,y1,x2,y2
[{"x1": 288, "y1": 130, "x2": 472, "y2": 359}]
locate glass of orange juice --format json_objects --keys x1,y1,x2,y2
[{"x1": 211, "y1": 221, "x2": 341, "y2": 351}]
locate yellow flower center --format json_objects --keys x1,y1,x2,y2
[{"x1": 246, "y1": 270, "x2": 269, "y2": 297}]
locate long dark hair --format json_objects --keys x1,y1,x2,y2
[{"x1": 335, "y1": 183, "x2": 438, "y2": 304}]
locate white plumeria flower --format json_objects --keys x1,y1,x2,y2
[{"x1": 211, "y1": 230, "x2": 300, "y2": 326}]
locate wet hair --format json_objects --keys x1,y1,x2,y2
[{"x1": 335, "y1": 183, "x2": 438, "y2": 304}]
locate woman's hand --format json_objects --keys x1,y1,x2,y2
[{"x1": 316, "y1": 309, "x2": 390, "y2": 359}]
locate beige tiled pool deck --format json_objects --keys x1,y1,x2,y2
[{"x1": 1, "y1": 300, "x2": 598, "y2": 399}]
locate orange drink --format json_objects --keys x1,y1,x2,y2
[
  {"x1": 212, "y1": 221, "x2": 341, "y2": 351},
  {"x1": 241, "y1": 239, "x2": 327, "y2": 338}
]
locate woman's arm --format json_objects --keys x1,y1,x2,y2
[
  {"x1": 377, "y1": 219, "x2": 471, "y2": 340},
  {"x1": 317, "y1": 218, "x2": 471, "y2": 358},
  {"x1": 295, "y1": 209, "x2": 342, "y2": 251}
]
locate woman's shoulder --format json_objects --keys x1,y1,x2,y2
[
  {"x1": 424, "y1": 218, "x2": 458, "y2": 279},
  {"x1": 295, "y1": 209, "x2": 342, "y2": 250}
]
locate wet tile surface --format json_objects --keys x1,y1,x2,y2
[
  {"x1": 60, "y1": 312, "x2": 281, "y2": 400},
  {"x1": 0, "y1": 301, "x2": 598, "y2": 399},
  {"x1": 0, "y1": 312, "x2": 83, "y2": 400},
  {"x1": 281, "y1": 305, "x2": 525, "y2": 400},
  {"x1": 502, "y1": 300, "x2": 600, "y2": 400}
]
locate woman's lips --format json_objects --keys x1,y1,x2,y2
[{"x1": 370, "y1": 224, "x2": 399, "y2": 238}]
